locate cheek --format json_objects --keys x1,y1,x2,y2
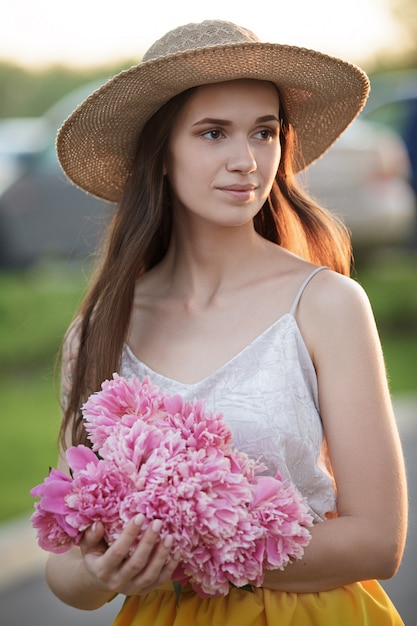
[
  {"x1": 167, "y1": 157, "x2": 202, "y2": 205},
  {"x1": 263, "y1": 146, "x2": 281, "y2": 182},
  {"x1": 168, "y1": 148, "x2": 212, "y2": 194}
]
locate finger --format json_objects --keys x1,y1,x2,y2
[
  {"x1": 137, "y1": 557, "x2": 180, "y2": 595},
  {"x1": 102, "y1": 514, "x2": 146, "y2": 569},
  {"x1": 85, "y1": 521, "x2": 105, "y2": 541},
  {"x1": 80, "y1": 521, "x2": 107, "y2": 555},
  {"x1": 124, "y1": 535, "x2": 181, "y2": 596},
  {"x1": 120, "y1": 519, "x2": 166, "y2": 577},
  {"x1": 122, "y1": 524, "x2": 173, "y2": 585},
  {"x1": 81, "y1": 515, "x2": 147, "y2": 591}
]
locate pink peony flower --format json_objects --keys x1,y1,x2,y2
[
  {"x1": 82, "y1": 374, "x2": 167, "y2": 450},
  {"x1": 31, "y1": 506, "x2": 79, "y2": 554},
  {"x1": 30, "y1": 468, "x2": 83, "y2": 553},
  {"x1": 65, "y1": 457, "x2": 136, "y2": 545},
  {"x1": 31, "y1": 374, "x2": 313, "y2": 594},
  {"x1": 249, "y1": 475, "x2": 313, "y2": 571}
]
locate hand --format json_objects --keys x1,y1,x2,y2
[{"x1": 80, "y1": 515, "x2": 179, "y2": 597}]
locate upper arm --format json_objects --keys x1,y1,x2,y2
[{"x1": 299, "y1": 271, "x2": 407, "y2": 537}]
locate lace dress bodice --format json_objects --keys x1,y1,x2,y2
[{"x1": 121, "y1": 267, "x2": 336, "y2": 522}]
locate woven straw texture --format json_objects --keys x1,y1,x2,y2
[{"x1": 57, "y1": 20, "x2": 370, "y2": 202}]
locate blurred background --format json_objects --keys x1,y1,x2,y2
[{"x1": 0, "y1": 0, "x2": 416, "y2": 624}]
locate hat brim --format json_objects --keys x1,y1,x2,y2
[{"x1": 57, "y1": 42, "x2": 370, "y2": 202}]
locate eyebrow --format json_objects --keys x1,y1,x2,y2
[{"x1": 192, "y1": 115, "x2": 280, "y2": 127}]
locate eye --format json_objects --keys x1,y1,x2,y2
[
  {"x1": 202, "y1": 129, "x2": 224, "y2": 140},
  {"x1": 254, "y1": 128, "x2": 277, "y2": 141}
]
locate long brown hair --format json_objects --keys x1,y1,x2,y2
[{"x1": 60, "y1": 85, "x2": 352, "y2": 449}]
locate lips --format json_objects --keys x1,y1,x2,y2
[
  {"x1": 217, "y1": 183, "x2": 258, "y2": 201},
  {"x1": 219, "y1": 184, "x2": 257, "y2": 192}
]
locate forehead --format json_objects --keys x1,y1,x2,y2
[{"x1": 183, "y1": 79, "x2": 280, "y2": 117}]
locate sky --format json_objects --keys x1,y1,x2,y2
[{"x1": 0, "y1": 0, "x2": 404, "y2": 70}]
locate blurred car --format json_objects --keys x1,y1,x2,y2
[
  {"x1": 0, "y1": 81, "x2": 113, "y2": 268},
  {"x1": 362, "y1": 70, "x2": 417, "y2": 196},
  {"x1": 0, "y1": 116, "x2": 50, "y2": 157},
  {"x1": 0, "y1": 79, "x2": 415, "y2": 268},
  {"x1": 0, "y1": 143, "x2": 114, "y2": 268},
  {"x1": 0, "y1": 116, "x2": 51, "y2": 196},
  {"x1": 299, "y1": 116, "x2": 416, "y2": 250}
]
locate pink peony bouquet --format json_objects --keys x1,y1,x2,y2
[{"x1": 30, "y1": 374, "x2": 313, "y2": 597}]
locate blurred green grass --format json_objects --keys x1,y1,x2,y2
[
  {"x1": 0, "y1": 265, "x2": 87, "y2": 369},
  {"x1": 1, "y1": 253, "x2": 416, "y2": 523},
  {"x1": 0, "y1": 264, "x2": 88, "y2": 522},
  {"x1": 353, "y1": 251, "x2": 417, "y2": 393}
]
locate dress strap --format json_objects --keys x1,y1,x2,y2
[{"x1": 289, "y1": 266, "x2": 328, "y2": 316}]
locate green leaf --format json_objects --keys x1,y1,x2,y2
[
  {"x1": 230, "y1": 582, "x2": 254, "y2": 593},
  {"x1": 172, "y1": 580, "x2": 183, "y2": 606}
]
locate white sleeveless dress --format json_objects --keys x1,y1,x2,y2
[{"x1": 121, "y1": 266, "x2": 335, "y2": 522}]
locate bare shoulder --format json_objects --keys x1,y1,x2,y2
[
  {"x1": 297, "y1": 268, "x2": 378, "y2": 357},
  {"x1": 302, "y1": 268, "x2": 372, "y2": 320}
]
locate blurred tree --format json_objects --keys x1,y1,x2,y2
[
  {"x1": 389, "y1": 0, "x2": 417, "y2": 66},
  {"x1": 0, "y1": 59, "x2": 135, "y2": 118}
]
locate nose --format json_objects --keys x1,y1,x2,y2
[{"x1": 226, "y1": 137, "x2": 257, "y2": 174}]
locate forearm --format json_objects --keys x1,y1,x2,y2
[
  {"x1": 262, "y1": 515, "x2": 403, "y2": 593},
  {"x1": 45, "y1": 549, "x2": 115, "y2": 610}
]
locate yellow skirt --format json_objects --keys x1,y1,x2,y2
[{"x1": 112, "y1": 580, "x2": 404, "y2": 626}]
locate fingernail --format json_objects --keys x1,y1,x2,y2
[
  {"x1": 151, "y1": 519, "x2": 163, "y2": 533},
  {"x1": 91, "y1": 522, "x2": 97, "y2": 533},
  {"x1": 163, "y1": 534, "x2": 173, "y2": 549},
  {"x1": 134, "y1": 514, "x2": 145, "y2": 527}
]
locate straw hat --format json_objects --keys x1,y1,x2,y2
[{"x1": 57, "y1": 20, "x2": 370, "y2": 202}]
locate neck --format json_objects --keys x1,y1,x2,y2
[{"x1": 158, "y1": 219, "x2": 271, "y2": 304}]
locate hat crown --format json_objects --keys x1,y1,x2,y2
[{"x1": 143, "y1": 20, "x2": 260, "y2": 63}]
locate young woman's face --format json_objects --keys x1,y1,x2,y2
[{"x1": 165, "y1": 79, "x2": 281, "y2": 229}]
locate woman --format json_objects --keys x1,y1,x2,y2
[{"x1": 46, "y1": 20, "x2": 407, "y2": 625}]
